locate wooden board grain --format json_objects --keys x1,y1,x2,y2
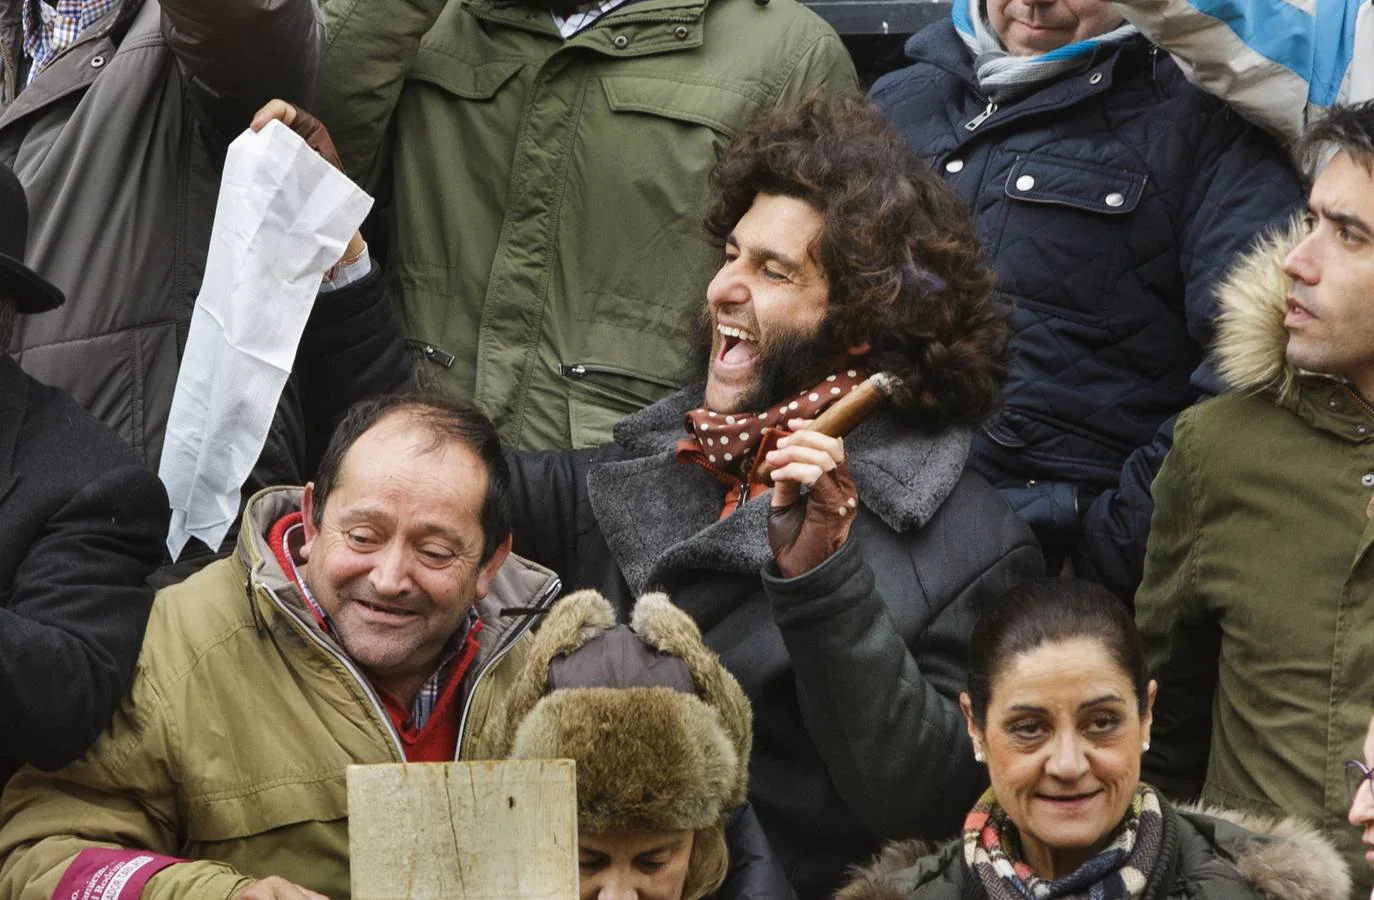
[{"x1": 348, "y1": 759, "x2": 578, "y2": 900}]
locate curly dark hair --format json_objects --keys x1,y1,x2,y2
[{"x1": 704, "y1": 94, "x2": 1008, "y2": 430}]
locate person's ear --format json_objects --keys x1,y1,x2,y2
[
  {"x1": 847, "y1": 341, "x2": 871, "y2": 357},
  {"x1": 1141, "y1": 679, "x2": 1158, "y2": 751},
  {"x1": 960, "y1": 693, "x2": 985, "y2": 762},
  {"x1": 474, "y1": 533, "x2": 513, "y2": 599},
  {"x1": 299, "y1": 483, "x2": 318, "y2": 562}
]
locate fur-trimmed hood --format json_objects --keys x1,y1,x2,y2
[
  {"x1": 1212, "y1": 216, "x2": 1309, "y2": 403},
  {"x1": 835, "y1": 801, "x2": 1352, "y2": 900},
  {"x1": 493, "y1": 589, "x2": 752, "y2": 833}
]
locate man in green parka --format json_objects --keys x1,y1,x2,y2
[
  {"x1": 1137, "y1": 100, "x2": 1374, "y2": 899},
  {"x1": 318, "y1": 0, "x2": 857, "y2": 450}
]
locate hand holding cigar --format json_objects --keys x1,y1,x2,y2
[
  {"x1": 763, "y1": 372, "x2": 900, "y2": 578},
  {"x1": 751, "y1": 372, "x2": 898, "y2": 486}
]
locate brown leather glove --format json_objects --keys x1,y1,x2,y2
[
  {"x1": 767, "y1": 460, "x2": 857, "y2": 579},
  {"x1": 287, "y1": 106, "x2": 343, "y2": 173}
]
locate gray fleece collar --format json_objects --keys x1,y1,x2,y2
[{"x1": 592, "y1": 389, "x2": 971, "y2": 594}]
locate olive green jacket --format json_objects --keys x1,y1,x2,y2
[
  {"x1": 0, "y1": 487, "x2": 561, "y2": 900},
  {"x1": 1136, "y1": 221, "x2": 1374, "y2": 898},
  {"x1": 319, "y1": 0, "x2": 857, "y2": 450}
]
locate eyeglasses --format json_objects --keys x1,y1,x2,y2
[{"x1": 1346, "y1": 759, "x2": 1374, "y2": 805}]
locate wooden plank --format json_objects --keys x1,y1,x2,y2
[{"x1": 348, "y1": 759, "x2": 578, "y2": 900}]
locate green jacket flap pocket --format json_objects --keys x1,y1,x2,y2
[
  {"x1": 600, "y1": 74, "x2": 763, "y2": 137},
  {"x1": 409, "y1": 51, "x2": 523, "y2": 100},
  {"x1": 186, "y1": 772, "x2": 349, "y2": 842}
]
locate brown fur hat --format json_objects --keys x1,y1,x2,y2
[{"x1": 496, "y1": 590, "x2": 752, "y2": 833}]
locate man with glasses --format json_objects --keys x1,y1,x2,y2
[
  {"x1": 1347, "y1": 726, "x2": 1374, "y2": 882},
  {"x1": 1137, "y1": 99, "x2": 1374, "y2": 898}
]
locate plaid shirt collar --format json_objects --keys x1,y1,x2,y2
[
  {"x1": 551, "y1": 0, "x2": 630, "y2": 38},
  {"x1": 280, "y1": 521, "x2": 477, "y2": 731},
  {"x1": 21, "y1": 0, "x2": 118, "y2": 85}
]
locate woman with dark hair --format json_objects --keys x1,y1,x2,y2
[{"x1": 838, "y1": 579, "x2": 1350, "y2": 900}]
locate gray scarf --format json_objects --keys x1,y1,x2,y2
[{"x1": 953, "y1": 0, "x2": 1138, "y2": 104}]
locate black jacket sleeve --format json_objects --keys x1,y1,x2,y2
[
  {"x1": 294, "y1": 263, "x2": 411, "y2": 475},
  {"x1": 505, "y1": 447, "x2": 609, "y2": 581},
  {"x1": 715, "y1": 804, "x2": 797, "y2": 900},
  {"x1": 163, "y1": 0, "x2": 324, "y2": 137},
  {"x1": 0, "y1": 464, "x2": 169, "y2": 772},
  {"x1": 763, "y1": 512, "x2": 1044, "y2": 840},
  {"x1": 1074, "y1": 106, "x2": 1303, "y2": 596}
]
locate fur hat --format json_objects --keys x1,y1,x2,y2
[{"x1": 496, "y1": 590, "x2": 751, "y2": 834}]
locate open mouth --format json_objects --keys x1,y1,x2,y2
[
  {"x1": 716, "y1": 323, "x2": 758, "y2": 370},
  {"x1": 1037, "y1": 790, "x2": 1102, "y2": 806},
  {"x1": 354, "y1": 599, "x2": 418, "y2": 622},
  {"x1": 1285, "y1": 296, "x2": 1316, "y2": 325}
]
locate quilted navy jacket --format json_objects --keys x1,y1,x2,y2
[{"x1": 872, "y1": 23, "x2": 1302, "y2": 597}]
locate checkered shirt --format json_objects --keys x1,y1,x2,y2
[
  {"x1": 552, "y1": 0, "x2": 630, "y2": 38},
  {"x1": 282, "y1": 521, "x2": 476, "y2": 730},
  {"x1": 21, "y1": 0, "x2": 118, "y2": 85}
]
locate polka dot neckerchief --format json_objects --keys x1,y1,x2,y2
[{"x1": 674, "y1": 368, "x2": 869, "y2": 520}]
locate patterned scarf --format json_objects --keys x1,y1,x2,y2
[
  {"x1": 675, "y1": 369, "x2": 868, "y2": 517},
  {"x1": 953, "y1": 0, "x2": 1138, "y2": 104},
  {"x1": 963, "y1": 785, "x2": 1164, "y2": 900}
]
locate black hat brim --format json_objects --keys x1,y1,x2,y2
[{"x1": 0, "y1": 253, "x2": 64, "y2": 314}]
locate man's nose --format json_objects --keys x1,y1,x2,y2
[
  {"x1": 706, "y1": 259, "x2": 747, "y2": 310},
  {"x1": 367, "y1": 541, "x2": 413, "y2": 597},
  {"x1": 1282, "y1": 233, "x2": 1320, "y2": 285},
  {"x1": 1349, "y1": 780, "x2": 1374, "y2": 827}
]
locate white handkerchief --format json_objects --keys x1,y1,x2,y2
[{"x1": 159, "y1": 120, "x2": 373, "y2": 560}]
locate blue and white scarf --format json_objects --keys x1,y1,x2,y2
[{"x1": 954, "y1": 0, "x2": 1138, "y2": 104}]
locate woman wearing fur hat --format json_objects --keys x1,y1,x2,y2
[
  {"x1": 495, "y1": 589, "x2": 789, "y2": 900},
  {"x1": 838, "y1": 579, "x2": 1350, "y2": 900}
]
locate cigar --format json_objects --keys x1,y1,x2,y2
[{"x1": 751, "y1": 372, "x2": 899, "y2": 485}]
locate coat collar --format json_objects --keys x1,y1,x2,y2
[
  {"x1": 900, "y1": 20, "x2": 1148, "y2": 141},
  {"x1": 463, "y1": 0, "x2": 707, "y2": 49},
  {"x1": 836, "y1": 801, "x2": 1353, "y2": 900},
  {"x1": 1212, "y1": 216, "x2": 1374, "y2": 442},
  {"x1": 0, "y1": 357, "x2": 29, "y2": 505},
  {"x1": 589, "y1": 388, "x2": 971, "y2": 594}
]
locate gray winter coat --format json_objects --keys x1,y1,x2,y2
[
  {"x1": 0, "y1": 0, "x2": 322, "y2": 469},
  {"x1": 506, "y1": 389, "x2": 1044, "y2": 896}
]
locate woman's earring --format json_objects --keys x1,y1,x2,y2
[
  {"x1": 974, "y1": 750, "x2": 985, "y2": 763},
  {"x1": 1142, "y1": 741, "x2": 1151, "y2": 753}
]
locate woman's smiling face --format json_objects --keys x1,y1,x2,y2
[{"x1": 964, "y1": 637, "x2": 1156, "y2": 879}]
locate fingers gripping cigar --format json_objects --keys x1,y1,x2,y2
[{"x1": 751, "y1": 372, "x2": 898, "y2": 486}]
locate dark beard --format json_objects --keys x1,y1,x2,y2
[{"x1": 686, "y1": 310, "x2": 843, "y2": 412}]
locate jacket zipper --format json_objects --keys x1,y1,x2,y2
[
  {"x1": 559, "y1": 362, "x2": 678, "y2": 390},
  {"x1": 965, "y1": 99, "x2": 998, "y2": 132},
  {"x1": 0, "y1": 36, "x2": 15, "y2": 105},
  {"x1": 455, "y1": 575, "x2": 562, "y2": 758},
  {"x1": 260, "y1": 581, "x2": 408, "y2": 760},
  {"x1": 406, "y1": 339, "x2": 456, "y2": 368}
]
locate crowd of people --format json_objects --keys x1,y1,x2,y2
[{"x1": 1, "y1": 0, "x2": 1373, "y2": 896}]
